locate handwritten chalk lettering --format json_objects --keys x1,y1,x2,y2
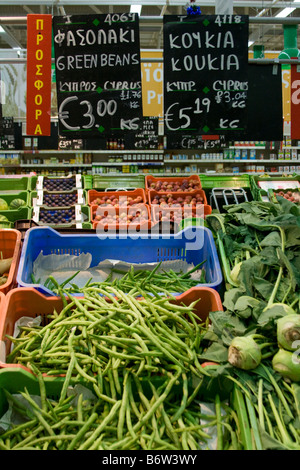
[
  {"x1": 165, "y1": 99, "x2": 211, "y2": 131},
  {"x1": 99, "y1": 53, "x2": 139, "y2": 67},
  {"x1": 215, "y1": 15, "x2": 242, "y2": 26},
  {"x1": 121, "y1": 117, "x2": 140, "y2": 130},
  {"x1": 58, "y1": 95, "x2": 118, "y2": 131},
  {"x1": 59, "y1": 81, "x2": 97, "y2": 92},
  {"x1": 56, "y1": 54, "x2": 98, "y2": 70},
  {"x1": 54, "y1": 27, "x2": 135, "y2": 47},
  {"x1": 171, "y1": 54, "x2": 240, "y2": 72},
  {"x1": 166, "y1": 81, "x2": 196, "y2": 92},
  {"x1": 181, "y1": 137, "x2": 197, "y2": 148},
  {"x1": 215, "y1": 90, "x2": 247, "y2": 105},
  {"x1": 213, "y1": 80, "x2": 248, "y2": 91},
  {"x1": 103, "y1": 81, "x2": 141, "y2": 90},
  {"x1": 232, "y1": 100, "x2": 246, "y2": 108},
  {"x1": 219, "y1": 118, "x2": 240, "y2": 128},
  {"x1": 104, "y1": 12, "x2": 136, "y2": 26},
  {"x1": 129, "y1": 101, "x2": 140, "y2": 109},
  {"x1": 168, "y1": 31, "x2": 235, "y2": 49}
]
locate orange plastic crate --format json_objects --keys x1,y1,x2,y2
[
  {"x1": 0, "y1": 229, "x2": 22, "y2": 294},
  {"x1": 145, "y1": 174, "x2": 202, "y2": 192},
  {"x1": 148, "y1": 188, "x2": 208, "y2": 206},
  {"x1": 87, "y1": 188, "x2": 147, "y2": 206},
  {"x1": 91, "y1": 203, "x2": 152, "y2": 231},
  {"x1": 0, "y1": 286, "x2": 223, "y2": 371},
  {"x1": 151, "y1": 204, "x2": 212, "y2": 224}
]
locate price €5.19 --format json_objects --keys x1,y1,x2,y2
[{"x1": 164, "y1": 89, "x2": 247, "y2": 132}]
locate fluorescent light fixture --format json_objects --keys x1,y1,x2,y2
[
  {"x1": 248, "y1": 40, "x2": 255, "y2": 47},
  {"x1": 276, "y1": 7, "x2": 296, "y2": 18},
  {"x1": 130, "y1": 5, "x2": 142, "y2": 15},
  {"x1": 0, "y1": 26, "x2": 5, "y2": 33}
]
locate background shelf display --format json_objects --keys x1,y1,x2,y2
[{"x1": 0, "y1": 144, "x2": 299, "y2": 177}]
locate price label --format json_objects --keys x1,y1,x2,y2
[
  {"x1": 53, "y1": 13, "x2": 143, "y2": 138},
  {"x1": 163, "y1": 14, "x2": 249, "y2": 146}
]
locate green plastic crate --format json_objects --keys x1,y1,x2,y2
[
  {"x1": 0, "y1": 191, "x2": 31, "y2": 211},
  {"x1": 199, "y1": 173, "x2": 252, "y2": 189},
  {"x1": 0, "y1": 207, "x2": 32, "y2": 228},
  {"x1": 0, "y1": 177, "x2": 32, "y2": 192},
  {"x1": 0, "y1": 368, "x2": 65, "y2": 418},
  {"x1": 91, "y1": 174, "x2": 145, "y2": 190},
  {"x1": 250, "y1": 174, "x2": 300, "y2": 202},
  {"x1": 0, "y1": 365, "x2": 232, "y2": 422},
  {"x1": 82, "y1": 175, "x2": 93, "y2": 190}
]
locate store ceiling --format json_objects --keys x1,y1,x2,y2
[{"x1": 0, "y1": 1, "x2": 300, "y2": 54}]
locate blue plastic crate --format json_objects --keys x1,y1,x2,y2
[{"x1": 17, "y1": 226, "x2": 223, "y2": 295}]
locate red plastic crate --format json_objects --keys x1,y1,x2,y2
[
  {"x1": 145, "y1": 175, "x2": 202, "y2": 193},
  {"x1": 0, "y1": 286, "x2": 223, "y2": 372},
  {"x1": 87, "y1": 188, "x2": 146, "y2": 206},
  {"x1": 0, "y1": 229, "x2": 22, "y2": 294}
]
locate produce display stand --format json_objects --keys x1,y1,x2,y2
[
  {"x1": 16, "y1": 225, "x2": 223, "y2": 296},
  {"x1": 0, "y1": 229, "x2": 22, "y2": 294}
]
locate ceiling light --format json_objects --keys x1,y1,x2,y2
[
  {"x1": 0, "y1": 26, "x2": 5, "y2": 33},
  {"x1": 276, "y1": 7, "x2": 296, "y2": 18},
  {"x1": 275, "y1": 1, "x2": 297, "y2": 18},
  {"x1": 130, "y1": 5, "x2": 142, "y2": 15}
]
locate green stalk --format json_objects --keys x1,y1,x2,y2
[
  {"x1": 232, "y1": 385, "x2": 253, "y2": 450},
  {"x1": 215, "y1": 394, "x2": 223, "y2": 450},
  {"x1": 267, "y1": 393, "x2": 300, "y2": 450},
  {"x1": 257, "y1": 379, "x2": 265, "y2": 431},
  {"x1": 245, "y1": 395, "x2": 263, "y2": 450},
  {"x1": 261, "y1": 364, "x2": 294, "y2": 420}
]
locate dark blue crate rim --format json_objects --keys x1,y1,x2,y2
[{"x1": 17, "y1": 226, "x2": 223, "y2": 296}]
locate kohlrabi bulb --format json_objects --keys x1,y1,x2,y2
[
  {"x1": 277, "y1": 314, "x2": 300, "y2": 351},
  {"x1": 272, "y1": 348, "x2": 300, "y2": 382},
  {"x1": 228, "y1": 336, "x2": 262, "y2": 370}
]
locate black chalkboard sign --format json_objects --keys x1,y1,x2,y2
[
  {"x1": 166, "y1": 133, "x2": 228, "y2": 150},
  {"x1": 241, "y1": 63, "x2": 283, "y2": 141},
  {"x1": 53, "y1": 13, "x2": 143, "y2": 139},
  {"x1": 163, "y1": 14, "x2": 249, "y2": 144},
  {"x1": 133, "y1": 116, "x2": 159, "y2": 149}
]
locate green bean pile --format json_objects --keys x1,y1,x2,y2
[
  {"x1": 43, "y1": 261, "x2": 207, "y2": 296},
  {"x1": 0, "y1": 368, "x2": 232, "y2": 450},
  {"x1": 0, "y1": 284, "x2": 235, "y2": 450},
  {"x1": 7, "y1": 286, "x2": 209, "y2": 383}
]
